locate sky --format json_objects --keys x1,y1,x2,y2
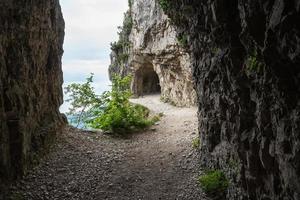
[{"x1": 60, "y1": 0, "x2": 128, "y2": 112}]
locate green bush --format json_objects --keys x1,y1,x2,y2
[
  {"x1": 65, "y1": 74, "x2": 157, "y2": 134},
  {"x1": 198, "y1": 170, "x2": 229, "y2": 195},
  {"x1": 65, "y1": 73, "x2": 104, "y2": 128},
  {"x1": 110, "y1": 42, "x2": 122, "y2": 52}
]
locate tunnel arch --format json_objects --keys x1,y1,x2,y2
[{"x1": 132, "y1": 62, "x2": 161, "y2": 96}]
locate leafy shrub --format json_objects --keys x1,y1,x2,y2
[
  {"x1": 198, "y1": 170, "x2": 229, "y2": 196},
  {"x1": 110, "y1": 41, "x2": 123, "y2": 52},
  {"x1": 65, "y1": 74, "x2": 158, "y2": 134},
  {"x1": 65, "y1": 73, "x2": 105, "y2": 128},
  {"x1": 192, "y1": 137, "x2": 200, "y2": 149}
]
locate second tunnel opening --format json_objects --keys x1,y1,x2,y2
[{"x1": 134, "y1": 63, "x2": 161, "y2": 96}]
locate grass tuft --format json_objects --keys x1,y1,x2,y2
[
  {"x1": 198, "y1": 170, "x2": 229, "y2": 195},
  {"x1": 192, "y1": 137, "x2": 200, "y2": 149}
]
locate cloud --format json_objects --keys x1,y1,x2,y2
[
  {"x1": 61, "y1": 0, "x2": 128, "y2": 61},
  {"x1": 63, "y1": 59, "x2": 110, "y2": 82},
  {"x1": 62, "y1": 59, "x2": 112, "y2": 103}
]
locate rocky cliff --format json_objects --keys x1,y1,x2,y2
[
  {"x1": 109, "y1": 0, "x2": 197, "y2": 107},
  {"x1": 0, "y1": 0, "x2": 65, "y2": 184},
  {"x1": 162, "y1": 0, "x2": 300, "y2": 199}
]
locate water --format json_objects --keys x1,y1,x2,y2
[
  {"x1": 67, "y1": 114, "x2": 87, "y2": 129},
  {"x1": 66, "y1": 107, "x2": 106, "y2": 130}
]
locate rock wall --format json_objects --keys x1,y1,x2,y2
[
  {"x1": 109, "y1": 0, "x2": 197, "y2": 107},
  {"x1": 163, "y1": 0, "x2": 300, "y2": 199},
  {"x1": 0, "y1": 0, "x2": 65, "y2": 184}
]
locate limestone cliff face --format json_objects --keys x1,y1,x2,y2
[
  {"x1": 109, "y1": 0, "x2": 196, "y2": 107},
  {"x1": 164, "y1": 0, "x2": 300, "y2": 199},
  {"x1": 0, "y1": 0, "x2": 65, "y2": 183}
]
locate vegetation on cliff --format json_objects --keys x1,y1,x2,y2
[{"x1": 109, "y1": 7, "x2": 133, "y2": 78}]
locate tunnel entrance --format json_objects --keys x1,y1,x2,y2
[
  {"x1": 141, "y1": 68, "x2": 161, "y2": 94},
  {"x1": 134, "y1": 64, "x2": 161, "y2": 96}
]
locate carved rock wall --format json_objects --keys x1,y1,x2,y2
[
  {"x1": 0, "y1": 0, "x2": 65, "y2": 183},
  {"x1": 164, "y1": 0, "x2": 300, "y2": 199}
]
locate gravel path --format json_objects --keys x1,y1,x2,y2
[{"x1": 5, "y1": 95, "x2": 206, "y2": 200}]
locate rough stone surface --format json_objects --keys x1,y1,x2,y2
[
  {"x1": 0, "y1": 0, "x2": 65, "y2": 185},
  {"x1": 110, "y1": 0, "x2": 197, "y2": 107},
  {"x1": 163, "y1": 0, "x2": 300, "y2": 199}
]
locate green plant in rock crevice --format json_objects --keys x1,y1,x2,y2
[
  {"x1": 192, "y1": 137, "x2": 200, "y2": 149},
  {"x1": 177, "y1": 34, "x2": 188, "y2": 47},
  {"x1": 198, "y1": 170, "x2": 229, "y2": 196},
  {"x1": 159, "y1": 0, "x2": 171, "y2": 12},
  {"x1": 245, "y1": 50, "x2": 265, "y2": 73}
]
